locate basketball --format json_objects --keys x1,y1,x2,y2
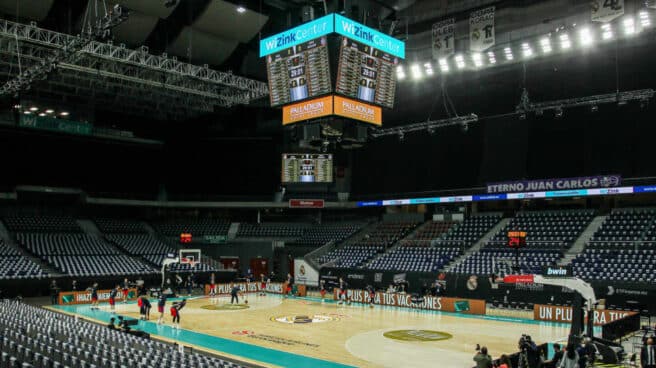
[{"x1": 244, "y1": 300, "x2": 248, "y2": 304}]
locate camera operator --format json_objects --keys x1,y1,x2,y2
[
  {"x1": 473, "y1": 345, "x2": 493, "y2": 368},
  {"x1": 542, "y1": 343, "x2": 563, "y2": 368},
  {"x1": 517, "y1": 335, "x2": 539, "y2": 368}
]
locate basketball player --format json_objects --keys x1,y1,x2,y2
[
  {"x1": 208, "y1": 273, "x2": 217, "y2": 300},
  {"x1": 285, "y1": 273, "x2": 294, "y2": 298},
  {"x1": 259, "y1": 274, "x2": 268, "y2": 296},
  {"x1": 89, "y1": 283, "x2": 99, "y2": 310},
  {"x1": 319, "y1": 280, "x2": 326, "y2": 302},
  {"x1": 230, "y1": 283, "x2": 242, "y2": 304},
  {"x1": 170, "y1": 299, "x2": 186, "y2": 329},
  {"x1": 337, "y1": 277, "x2": 350, "y2": 305},
  {"x1": 108, "y1": 285, "x2": 119, "y2": 313},
  {"x1": 121, "y1": 278, "x2": 130, "y2": 303},
  {"x1": 366, "y1": 284, "x2": 376, "y2": 308},
  {"x1": 137, "y1": 295, "x2": 144, "y2": 319},
  {"x1": 141, "y1": 296, "x2": 151, "y2": 321},
  {"x1": 157, "y1": 292, "x2": 167, "y2": 324}
]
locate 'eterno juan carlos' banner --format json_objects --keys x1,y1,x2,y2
[
  {"x1": 487, "y1": 175, "x2": 622, "y2": 193},
  {"x1": 59, "y1": 288, "x2": 138, "y2": 305},
  {"x1": 336, "y1": 289, "x2": 486, "y2": 315},
  {"x1": 534, "y1": 304, "x2": 637, "y2": 325}
]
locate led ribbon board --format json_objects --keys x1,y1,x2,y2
[
  {"x1": 334, "y1": 14, "x2": 405, "y2": 59},
  {"x1": 260, "y1": 14, "x2": 335, "y2": 57}
]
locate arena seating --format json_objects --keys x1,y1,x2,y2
[
  {"x1": 451, "y1": 210, "x2": 593, "y2": 276},
  {"x1": 288, "y1": 223, "x2": 363, "y2": 246},
  {"x1": 153, "y1": 219, "x2": 230, "y2": 236},
  {"x1": 485, "y1": 210, "x2": 594, "y2": 250},
  {"x1": 94, "y1": 218, "x2": 147, "y2": 233},
  {"x1": 14, "y1": 233, "x2": 156, "y2": 277},
  {"x1": 143, "y1": 254, "x2": 216, "y2": 273},
  {"x1": 588, "y1": 208, "x2": 656, "y2": 247},
  {"x1": 2, "y1": 215, "x2": 81, "y2": 233},
  {"x1": 106, "y1": 234, "x2": 175, "y2": 256},
  {"x1": 0, "y1": 300, "x2": 246, "y2": 368},
  {"x1": 571, "y1": 249, "x2": 656, "y2": 282},
  {"x1": 434, "y1": 214, "x2": 503, "y2": 248},
  {"x1": 367, "y1": 246, "x2": 461, "y2": 272},
  {"x1": 398, "y1": 221, "x2": 456, "y2": 247},
  {"x1": 315, "y1": 221, "x2": 418, "y2": 268},
  {"x1": 236, "y1": 223, "x2": 306, "y2": 238},
  {"x1": 0, "y1": 240, "x2": 46, "y2": 279}
]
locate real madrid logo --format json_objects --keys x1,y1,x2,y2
[
  {"x1": 466, "y1": 275, "x2": 478, "y2": 291},
  {"x1": 270, "y1": 314, "x2": 338, "y2": 324},
  {"x1": 472, "y1": 28, "x2": 481, "y2": 40}
]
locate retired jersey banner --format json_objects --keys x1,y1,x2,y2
[
  {"x1": 469, "y1": 7, "x2": 495, "y2": 52},
  {"x1": 534, "y1": 304, "x2": 637, "y2": 325},
  {"x1": 591, "y1": 0, "x2": 624, "y2": 22},
  {"x1": 59, "y1": 288, "x2": 138, "y2": 305},
  {"x1": 335, "y1": 289, "x2": 486, "y2": 315},
  {"x1": 432, "y1": 18, "x2": 455, "y2": 60}
]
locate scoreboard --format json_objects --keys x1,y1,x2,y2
[
  {"x1": 282, "y1": 153, "x2": 333, "y2": 183},
  {"x1": 265, "y1": 36, "x2": 332, "y2": 107},
  {"x1": 335, "y1": 37, "x2": 399, "y2": 109}
]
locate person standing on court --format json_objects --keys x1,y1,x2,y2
[
  {"x1": 230, "y1": 283, "x2": 242, "y2": 304},
  {"x1": 642, "y1": 337, "x2": 656, "y2": 368},
  {"x1": 473, "y1": 346, "x2": 493, "y2": 368},
  {"x1": 49, "y1": 280, "x2": 59, "y2": 305}
]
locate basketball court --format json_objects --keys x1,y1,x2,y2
[{"x1": 49, "y1": 293, "x2": 571, "y2": 368}]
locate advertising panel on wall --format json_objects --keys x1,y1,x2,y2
[
  {"x1": 204, "y1": 282, "x2": 286, "y2": 295},
  {"x1": 335, "y1": 289, "x2": 486, "y2": 315},
  {"x1": 294, "y1": 259, "x2": 320, "y2": 286},
  {"x1": 59, "y1": 288, "x2": 138, "y2": 305},
  {"x1": 533, "y1": 304, "x2": 637, "y2": 325}
]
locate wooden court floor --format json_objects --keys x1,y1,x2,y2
[{"x1": 110, "y1": 294, "x2": 571, "y2": 368}]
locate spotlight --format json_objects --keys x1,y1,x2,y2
[
  {"x1": 521, "y1": 43, "x2": 533, "y2": 58},
  {"x1": 38, "y1": 113, "x2": 46, "y2": 117},
  {"x1": 487, "y1": 51, "x2": 497, "y2": 64},
  {"x1": 455, "y1": 54, "x2": 465, "y2": 69},
  {"x1": 23, "y1": 111, "x2": 31, "y2": 115},
  {"x1": 601, "y1": 24, "x2": 614, "y2": 40},
  {"x1": 554, "y1": 107, "x2": 563, "y2": 118},
  {"x1": 438, "y1": 58, "x2": 449, "y2": 73},
  {"x1": 45, "y1": 109, "x2": 54, "y2": 114},
  {"x1": 424, "y1": 62, "x2": 434, "y2": 76},
  {"x1": 579, "y1": 27, "x2": 593, "y2": 46},
  {"x1": 623, "y1": 17, "x2": 635, "y2": 35},
  {"x1": 396, "y1": 66, "x2": 406, "y2": 80},
  {"x1": 60, "y1": 111, "x2": 69, "y2": 116},
  {"x1": 472, "y1": 53, "x2": 483, "y2": 68},
  {"x1": 29, "y1": 106, "x2": 38, "y2": 111},
  {"x1": 236, "y1": 5, "x2": 247, "y2": 14},
  {"x1": 559, "y1": 33, "x2": 571, "y2": 50},
  {"x1": 410, "y1": 64, "x2": 422, "y2": 80},
  {"x1": 504, "y1": 47, "x2": 514, "y2": 61},
  {"x1": 540, "y1": 37, "x2": 552, "y2": 53},
  {"x1": 640, "y1": 11, "x2": 651, "y2": 27},
  {"x1": 13, "y1": 104, "x2": 20, "y2": 109}
]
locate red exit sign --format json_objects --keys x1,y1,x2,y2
[{"x1": 289, "y1": 199, "x2": 325, "y2": 208}]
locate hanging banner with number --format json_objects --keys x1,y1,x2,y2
[
  {"x1": 432, "y1": 18, "x2": 455, "y2": 60},
  {"x1": 591, "y1": 0, "x2": 624, "y2": 22},
  {"x1": 469, "y1": 7, "x2": 495, "y2": 52}
]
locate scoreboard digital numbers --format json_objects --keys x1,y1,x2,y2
[
  {"x1": 265, "y1": 36, "x2": 332, "y2": 107},
  {"x1": 282, "y1": 153, "x2": 333, "y2": 183},
  {"x1": 335, "y1": 37, "x2": 400, "y2": 109}
]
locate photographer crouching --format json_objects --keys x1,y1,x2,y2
[
  {"x1": 473, "y1": 344, "x2": 493, "y2": 368},
  {"x1": 517, "y1": 334, "x2": 540, "y2": 368}
]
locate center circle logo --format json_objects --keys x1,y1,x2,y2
[
  {"x1": 201, "y1": 304, "x2": 250, "y2": 311},
  {"x1": 270, "y1": 314, "x2": 338, "y2": 324},
  {"x1": 383, "y1": 330, "x2": 453, "y2": 342}
]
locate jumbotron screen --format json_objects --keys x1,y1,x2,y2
[
  {"x1": 265, "y1": 36, "x2": 332, "y2": 107},
  {"x1": 335, "y1": 36, "x2": 400, "y2": 109},
  {"x1": 281, "y1": 153, "x2": 333, "y2": 183}
]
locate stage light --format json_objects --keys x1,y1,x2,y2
[
  {"x1": 623, "y1": 17, "x2": 635, "y2": 35},
  {"x1": 579, "y1": 27, "x2": 594, "y2": 46},
  {"x1": 559, "y1": 33, "x2": 571, "y2": 50},
  {"x1": 13, "y1": 104, "x2": 20, "y2": 109},
  {"x1": 601, "y1": 24, "x2": 614, "y2": 40},
  {"x1": 640, "y1": 11, "x2": 651, "y2": 27},
  {"x1": 472, "y1": 53, "x2": 483, "y2": 68},
  {"x1": 45, "y1": 109, "x2": 54, "y2": 114},
  {"x1": 487, "y1": 51, "x2": 497, "y2": 64},
  {"x1": 424, "y1": 62, "x2": 434, "y2": 76},
  {"x1": 60, "y1": 111, "x2": 69, "y2": 116},
  {"x1": 38, "y1": 113, "x2": 46, "y2": 117},
  {"x1": 236, "y1": 5, "x2": 247, "y2": 13},
  {"x1": 539, "y1": 37, "x2": 552, "y2": 53},
  {"x1": 504, "y1": 47, "x2": 514, "y2": 61},
  {"x1": 455, "y1": 54, "x2": 465, "y2": 69},
  {"x1": 410, "y1": 64, "x2": 422, "y2": 80},
  {"x1": 396, "y1": 66, "x2": 406, "y2": 80},
  {"x1": 521, "y1": 43, "x2": 533, "y2": 58},
  {"x1": 438, "y1": 58, "x2": 450, "y2": 73},
  {"x1": 23, "y1": 111, "x2": 31, "y2": 115},
  {"x1": 29, "y1": 106, "x2": 38, "y2": 111}
]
